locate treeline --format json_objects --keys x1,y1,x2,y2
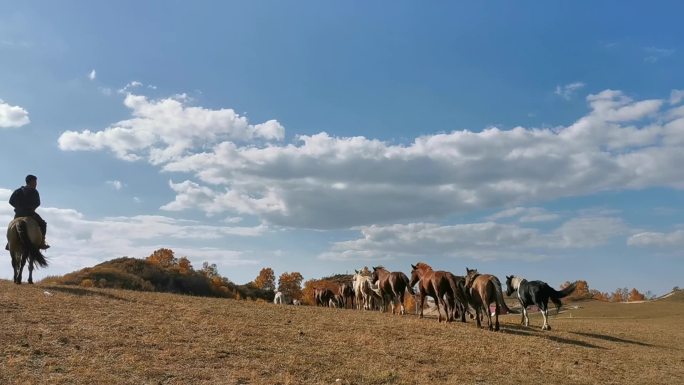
[
  {"x1": 41, "y1": 248, "x2": 273, "y2": 301},
  {"x1": 560, "y1": 280, "x2": 656, "y2": 302}
]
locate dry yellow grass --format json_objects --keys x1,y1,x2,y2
[{"x1": 1, "y1": 280, "x2": 682, "y2": 385}]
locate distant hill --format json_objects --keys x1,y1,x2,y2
[{"x1": 41, "y1": 257, "x2": 274, "y2": 301}]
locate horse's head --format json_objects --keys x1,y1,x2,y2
[
  {"x1": 370, "y1": 269, "x2": 379, "y2": 284},
  {"x1": 505, "y1": 275, "x2": 515, "y2": 296},
  {"x1": 464, "y1": 267, "x2": 479, "y2": 288},
  {"x1": 409, "y1": 264, "x2": 421, "y2": 287}
]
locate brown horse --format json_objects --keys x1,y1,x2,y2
[
  {"x1": 314, "y1": 287, "x2": 335, "y2": 307},
  {"x1": 369, "y1": 266, "x2": 414, "y2": 315},
  {"x1": 464, "y1": 267, "x2": 511, "y2": 331},
  {"x1": 7, "y1": 217, "x2": 48, "y2": 284},
  {"x1": 338, "y1": 283, "x2": 354, "y2": 309},
  {"x1": 409, "y1": 262, "x2": 457, "y2": 322}
]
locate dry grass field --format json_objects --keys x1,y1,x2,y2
[{"x1": 1, "y1": 280, "x2": 682, "y2": 385}]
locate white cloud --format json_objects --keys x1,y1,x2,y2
[
  {"x1": 554, "y1": 82, "x2": 585, "y2": 100},
  {"x1": 0, "y1": 99, "x2": 30, "y2": 128},
  {"x1": 98, "y1": 87, "x2": 113, "y2": 96},
  {"x1": 0, "y1": 198, "x2": 266, "y2": 280},
  {"x1": 88, "y1": 69, "x2": 96, "y2": 80},
  {"x1": 118, "y1": 81, "x2": 143, "y2": 94},
  {"x1": 106, "y1": 180, "x2": 123, "y2": 190},
  {"x1": 643, "y1": 46, "x2": 675, "y2": 63},
  {"x1": 628, "y1": 229, "x2": 684, "y2": 248},
  {"x1": 318, "y1": 215, "x2": 627, "y2": 261},
  {"x1": 487, "y1": 207, "x2": 559, "y2": 223},
  {"x1": 671, "y1": 90, "x2": 684, "y2": 105},
  {"x1": 58, "y1": 89, "x2": 684, "y2": 230},
  {"x1": 58, "y1": 93, "x2": 285, "y2": 163}
]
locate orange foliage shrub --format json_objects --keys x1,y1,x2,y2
[
  {"x1": 628, "y1": 288, "x2": 646, "y2": 302},
  {"x1": 562, "y1": 280, "x2": 591, "y2": 301},
  {"x1": 278, "y1": 272, "x2": 304, "y2": 301},
  {"x1": 147, "y1": 248, "x2": 177, "y2": 268},
  {"x1": 589, "y1": 289, "x2": 610, "y2": 301},
  {"x1": 254, "y1": 268, "x2": 276, "y2": 291},
  {"x1": 177, "y1": 257, "x2": 193, "y2": 274},
  {"x1": 80, "y1": 279, "x2": 94, "y2": 288},
  {"x1": 403, "y1": 293, "x2": 416, "y2": 314}
]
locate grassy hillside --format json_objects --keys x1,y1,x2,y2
[
  {"x1": 40, "y1": 257, "x2": 274, "y2": 302},
  {"x1": 1, "y1": 280, "x2": 682, "y2": 385}
]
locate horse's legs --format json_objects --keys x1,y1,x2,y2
[
  {"x1": 540, "y1": 303, "x2": 550, "y2": 330},
  {"x1": 11, "y1": 252, "x2": 19, "y2": 283},
  {"x1": 438, "y1": 295, "x2": 450, "y2": 322},
  {"x1": 494, "y1": 303, "x2": 500, "y2": 331},
  {"x1": 485, "y1": 304, "x2": 493, "y2": 330},
  {"x1": 397, "y1": 289, "x2": 406, "y2": 315},
  {"x1": 17, "y1": 253, "x2": 28, "y2": 284},
  {"x1": 419, "y1": 293, "x2": 426, "y2": 318},
  {"x1": 445, "y1": 293, "x2": 455, "y2": 322},
  {"x1": 28, "y1": 259, "x2": 34, "y2": 284},
  {"x1": 434, "y1": 295, "x2": 443, "y2": 323}
]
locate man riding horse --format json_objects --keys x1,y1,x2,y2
[{"x1": 6, "y1": 174, "x2": 50, "y2": 250}]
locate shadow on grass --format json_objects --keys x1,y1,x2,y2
[
  {"x1": 569, "y1": 331, "x2": 653, "y2": 347},
  {"x1": 500, "y1": 324, "x2": 607, "y2": 349},
  {"x1": 42, "y1": 285, "x2": 131, "y2": 302}
]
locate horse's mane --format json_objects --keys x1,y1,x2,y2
[
  {"x1": 414, "y1": 262, "x2": 433, "y2": 272},
  {"x1": 373, "y1": 265, "x2": 387, "y2": 271}
]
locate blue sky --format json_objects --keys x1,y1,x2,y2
[{"x1": 1, "y1": 1, "x2": 682, "y2": 295}]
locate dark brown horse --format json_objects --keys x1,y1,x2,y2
[
  {"x1": 464, "y1": 267, "x2": 511, "y2": 331},
  {"x1": 409, "y1": 262, "x2": 457, "y2": 322},
  {"x1": 370, "y1": 266, "x2": 414, "y2": 315},
  {"x1": 338, "y1": 283, "x2": 354, "y2": 309},
  {"x1": 314, "y1": 287, "x2": 335, "y2": 307}
]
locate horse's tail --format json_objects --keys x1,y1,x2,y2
[
  {"x1": 493, "y1": 276, "x2": 516, "y2": 314},
  {"x1": 17, "y1": 220, "x2": 48, "y2": 268},
  {"x1": 402, "y1": 273, "x2": 415, "y2": 295},
  {"x1": 549, "y1": 281, "x2": 577, "y2": 312}
]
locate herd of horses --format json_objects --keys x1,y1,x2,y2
[
  {"x1": 278, "y1": 264, "x2": 577, "y2": 331},
  {"x1": 7, "y1": 218, "x2": 577, "y2": 331}
]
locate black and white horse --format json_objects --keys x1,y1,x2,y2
[{"x1": 505, "y1": 275, "x2": 577, "y2": 330}]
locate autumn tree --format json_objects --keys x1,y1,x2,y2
[
  {"x1": 611, "y1": 287, "x2": 629, "y2": 302},
  {"x1": 177, "y1": 257, "x2": 193, "y2": 274},
  {"x1": 589, "y1": 289, "x2": 610, "y2": 302},
  {"x1": 562, "y1": 280, "x2": 591, "y2": 301},
  {"x1": 147, "y1": 248, "x2": 177, "y2": 269},
  {"x1": 302, "y1": 279, "x2": 317, "y2": 305},
  {"x1": 254, "y1": 268, "x2": 276, "y2": 291},
  {"x1": 628, "y1": 288, "x2": 645, "y2": 302},
  {"x1": 201, "y1": 262, "x2": 219, "y2": 279},
  {"x1": 278, "y1": 272, "x2": 304, "y2": 300}
]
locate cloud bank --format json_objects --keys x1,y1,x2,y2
[{"x1": 57, "y1": 89, "x2": 684, "y2": 230}]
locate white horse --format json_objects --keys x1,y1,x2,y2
[
  {"x1": 352, "y1": 270, "x2": 382, "y2": 311},
  {"x1": 7, "y1": 217, "x2": 48, "y2": 284},
  {"x1": 273, "y1": 291, "x2": 290, "y2": 305}
]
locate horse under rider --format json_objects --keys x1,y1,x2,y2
[{"x1": 5, "y1": 174, "x2": 50, "y2": 250}]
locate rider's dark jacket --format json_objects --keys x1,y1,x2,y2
[{"x1": 9, "y1": 186, "x2": 41, "y2": 217}]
